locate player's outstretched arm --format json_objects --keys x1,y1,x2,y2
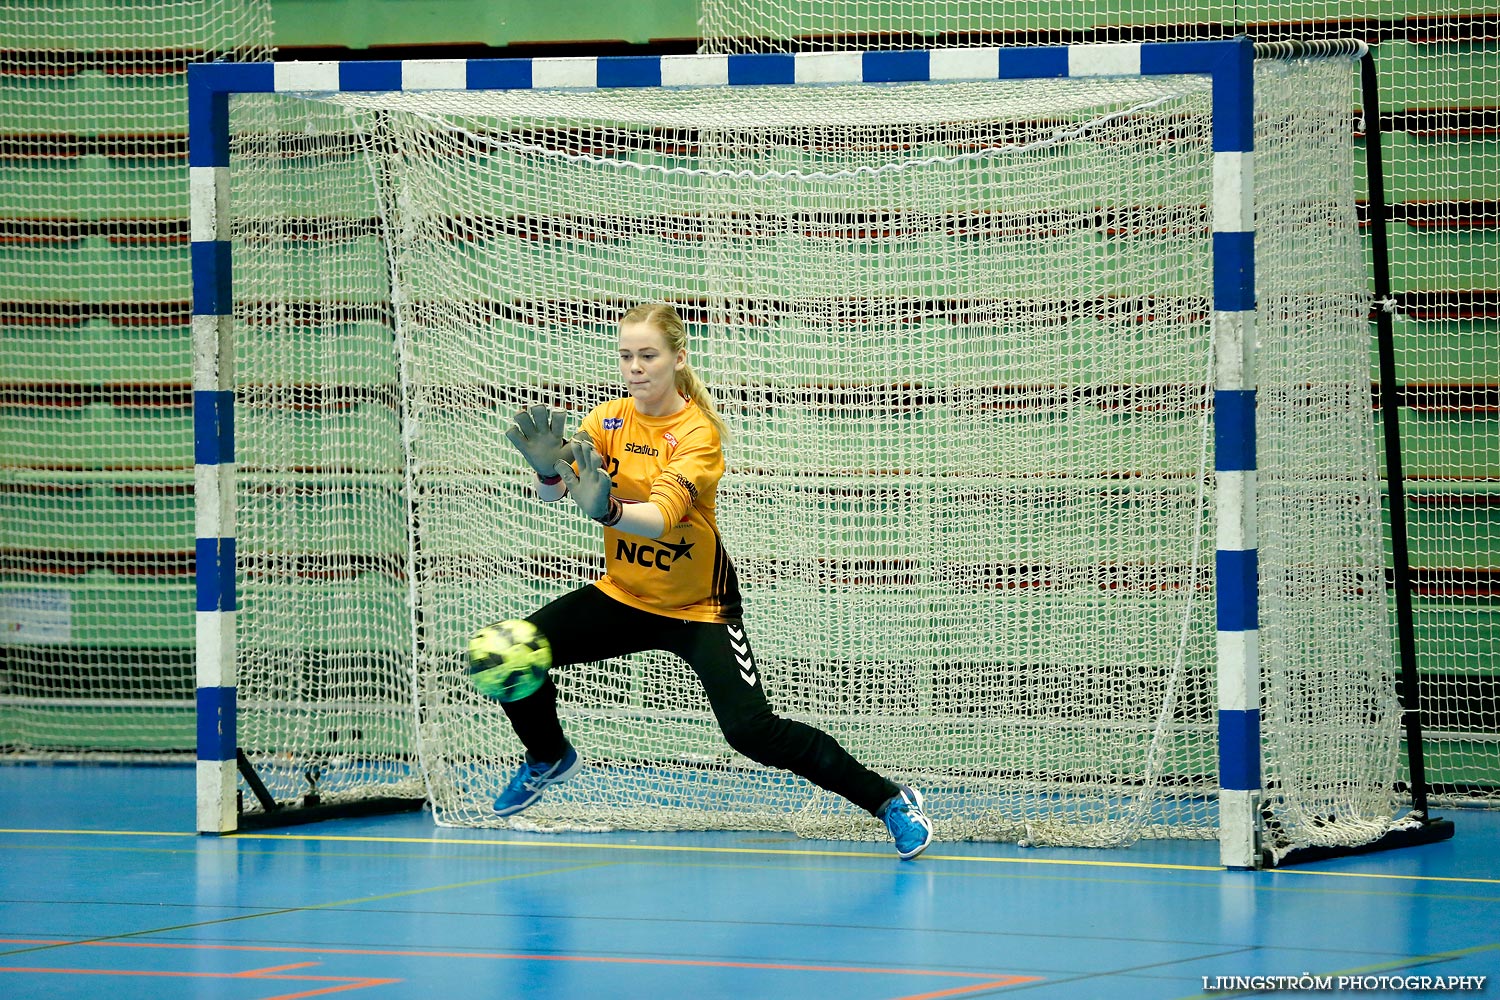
[{"x1": 556, "y1": 439, "x2": 665, "y2": 538}]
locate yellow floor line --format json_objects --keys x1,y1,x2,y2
[
  {"x1": 0, "y1": 825, "x2": 1221, "y2": 871},
  {"x1": 10, "y1": 826, "x2": 1497, "y2": 884},
  {"x1": 10, "y1": 827, "x2": 1230, "y2": 871}
]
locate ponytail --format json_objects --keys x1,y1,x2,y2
[
  {"x1": 677, "y1": 364, "x2": 730, "y2": 444},
  {"x1": 621, "y1": 303, "x2": 731, "y2": 443}
]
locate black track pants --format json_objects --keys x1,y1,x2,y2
[{"x1": 498, "y1": 584, "x2": 898, "y2": 816}]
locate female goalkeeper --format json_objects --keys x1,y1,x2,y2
[{"x1": 472, "y1": 302, "x2": 933, "y2": 860}]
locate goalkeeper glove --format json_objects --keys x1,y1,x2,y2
[
  {"x1": 556, "y1": 438, "x2": 621, "y2": 526},
  {"x1": 505, "y1": 404, "x2": 569, "y2": 477}
]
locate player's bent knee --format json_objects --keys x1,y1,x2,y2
[{"x1": 467, "y1": 619, "x2": 552, "y2": 703}]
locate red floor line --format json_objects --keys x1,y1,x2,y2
[
  {"x1": 1, "y1": 936, "x2": 1041, "y2": 985},
  {"x1": 896, "y1": 979, "x2": 1041, "y2": 1000},
  {"x1": 253, "y1": 978, "x2": 404, "y2": 1000},
  {"x1": 0, "y1": 965, "x2": 400, "y2": 998},
  {"x1": 236, "y1": 961, "x2": 323, "y2": 976}
]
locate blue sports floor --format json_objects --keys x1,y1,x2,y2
[{"x1": 1, "y1": 765, "x2": 1496, "y2": 999}]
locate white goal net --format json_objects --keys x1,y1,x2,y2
[{"x1": 224, "y1": 52, "x2": 1398, "y2": 854}]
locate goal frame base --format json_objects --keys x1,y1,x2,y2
[
  {"x1": 1266, "y1": 815, "x2": 1455, "y2": 868},
  {"x1": 223, "y1": 747, "x2": 427, "y2": 833}
]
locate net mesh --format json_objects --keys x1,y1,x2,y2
[
  {"x1": 1254, "y1": 58, "x2": 1404, "y2": 854},
  {"x1": 228, "y1": 55, "x2": 1395, "y2": 851},
  {"x1": 229, "y1": 97, "x2": 422, "y2": 805},
  {"x1": 694, "y1": 0, "x2": 1500, "y2": 813},
  {"x1": 0, "y1": 1, "x2": 272, "y2": 757}
]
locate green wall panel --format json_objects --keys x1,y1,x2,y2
[
  {"x1": 0, "y1": 705, "x2": 193, "y2": 752},
  {"x1": 1393, "y1": 493, "x2": 1500, "y2": 571},
  {"x1": 0, "y1": 240, "x2": 187, "y2": 305},
  {"x1": 1365, "y1": 225, "x2": 1500, "y2": 292},
  {"x1": 271, "y1": 0, "x2": 700, "y2": 49},
  {"x1": 0, "y1": 71, "x2": 185, "y2": 135},
  {"x1": 0, "y1": 320, "x2": 191, "y2": 384},
  {"x1": 1377, "y1": 320, "x2": 1500, "y2": 384},
  {"x1": 1408, "y1": 602, "x2": 1500, "y2": 675},
  {"x1": 0, "y1": 156, "x2": 186, "y2": 222},
  {"x1": 0, "y1": 483, "x2": 191, "y2": 552},
  {"x1": 0, "y1": 404, "x2": 191, "y2": 470},
  {"x1": 1360, "y1": 134, "x2": 1500, "y2": 205},
  {"x1": 1379, "y1": 410, "x2": 1500, "y2": 480}
]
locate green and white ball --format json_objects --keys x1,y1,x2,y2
[{"x1": 467, "y1": 619, "x2": 552, "y2": 702}]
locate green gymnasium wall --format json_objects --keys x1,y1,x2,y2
[
  {"x1": 272, "y1": 0, "x2": 700, "y2": 49},
  {"x1": 0, "y1": 2, "x2": 1496, "y2": 800}
]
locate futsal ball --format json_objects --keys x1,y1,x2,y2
[{"x1": 467, "y1": 619, "x2": 551, "y2": 702}]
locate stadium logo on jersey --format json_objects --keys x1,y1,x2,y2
[
  {"x1": 614, "y1": 536, "x2": 693, "y2": 571},
  {"x1": 602, "y1": 417, "x2": 624, "y2": 430},
  {"x1": 624, "y1": 441, "x2": 659, "y2": 457}
]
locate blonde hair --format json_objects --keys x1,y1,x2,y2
[{"x1": 620, "y1": 303, "x2": 730, "y2": 443}]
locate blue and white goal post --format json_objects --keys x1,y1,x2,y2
[{"x1": 189, "y1": 37, "x2": 1378, "y2": 868}]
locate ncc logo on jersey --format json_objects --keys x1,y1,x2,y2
[
  {"x1": 615, "y1": 536, "x2": 693, "y2": 571},
  {"x1": 602, "y1": 417, "x2": 624, "y2": 430}
]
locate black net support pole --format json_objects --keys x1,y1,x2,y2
[
  {"x1": 236, "y1": 748, "x2": 280, "y2": 815},
  {"x1": 1360, "y1": 46, "x2": 1434, "y2": 821}
]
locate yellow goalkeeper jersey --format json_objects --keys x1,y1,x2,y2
[{"x1": 576, "y1": 396, "x2": 743, "y2": 624}]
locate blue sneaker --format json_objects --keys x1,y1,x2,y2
[
  {"x1": 493, "y1": 745, "x2": 582, "y2": 817},
  {"x1": 878, "y1": 784, "x2": 934, "y2": 860}
]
